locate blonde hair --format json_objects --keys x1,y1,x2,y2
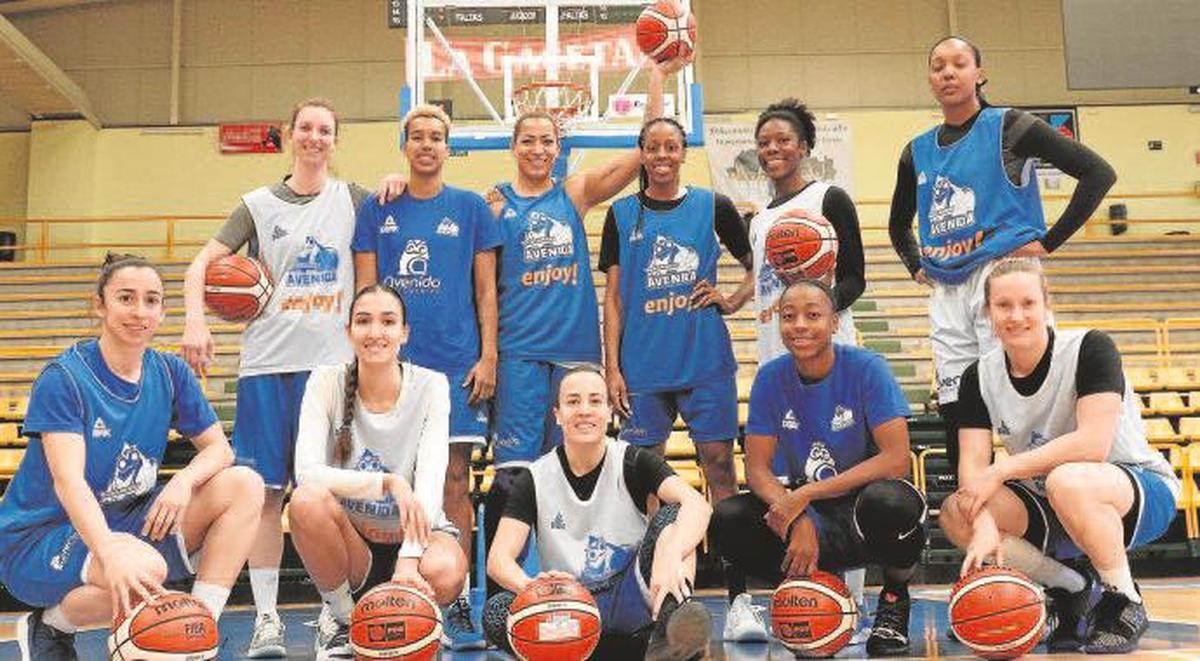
[
  {"x1": 402, "y1": 104, "x2": 452, "y2": 139},
  {"x1": 983, "y1": 257, "x2": 1049, "y2": 306},
  {"x1": 289, "y1": 97, "x2": 339, "y2": 136}
]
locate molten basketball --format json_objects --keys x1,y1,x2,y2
[
  {"x1": 771, "y1": 571, "x2": 858, "y2": 658},
  {"x1": 204, "y1": 254, "x2": 273, "y2": 322},
  {"x1": 764, "y1": 211, "x2": 838, "y2": 284},
  {"x1": 949, "y1": 566, "x2": 1046, "y2": 660},
  {"x1": 636, "y1": 1, "x2": 698, "y2": 63},
  {"x1": 107, "y1": 591, "x2": 219, "y2": 660},
  {"x1": 350, "y1": 583, "x2": 442, "y2": 660},
  {"x1": 507, "y1": 575, "x2": 601, "y2": 661}
]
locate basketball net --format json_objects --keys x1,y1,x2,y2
[{"x1": 510, "y1": 80, "x2": 592, "y2": 136}]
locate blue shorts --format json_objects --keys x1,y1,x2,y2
[
  {"x1": 232, "y1": 371, "x2": 310, "y2": 489},
  {"x1": 0, "y1": 485, "x2": 193, "y2": 608},
  {"x1": 1009, "y1": 463, "x2": 1177, "y2": 560},
  {"x1": 492, "y1": 360, "x2": 584, "y2": 467},
  {"x1": 442, "y1": 365, "x2": 490, "y2": 442},
  {"x1": 619, "y1": 376, "x2": 738, "y2": 447}
]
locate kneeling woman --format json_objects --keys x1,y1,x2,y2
[
  {"x1": 939, "y1": 258, "x2": 1179, "y2": 654},
  {"x1": 0, "y1": 254, "x2": 264, "y2": 660},
  {"x1": 485, "y1": 366, "x2": 712, "y2": 661},
  {"x1": 290, "y1": 284, "x2": 467, "y2": 659}
]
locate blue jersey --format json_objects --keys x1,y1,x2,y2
[
  {"x1": 353, "y1": 186, "x2": 502, "y2": 372},
  {"x1": 0, "y1": 341, "x2": 217, "y2": 561},
  {"x1": 612, "y1": 187, "x2": 736, "y2": 392},
  {"x1": 912, "y1": 107, "x2": 1046, "y2": 284},
  {"x1": 494, "y1": 182, "x2": 600, "y2": 363},
  {"x1": 746, "y1": 345, "x2": 911, "y2": 484}
]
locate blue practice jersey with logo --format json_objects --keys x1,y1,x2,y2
[
  {"x1": 0, "y1": 342, "x2": 217, "y2": 561},
  {"x1": 746, "y1": 345, "x2": 911, "y2": 484},
  {"x1": 612, "y1": 187, "x2": 736, "y2": 392},
  {"x1": 353, "y1": 186, "x2": 501, "y2": 372},
  {"x1": 494, "y1": 182, "x2": 600, "y2": 363},
  {"x1": 912, "y1": 107, "x2": 1046, "y2": 284}
]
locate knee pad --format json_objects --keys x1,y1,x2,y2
[
  {"x1": 854, "y1": 479, "x2": 928, "y2": 567},
  {"x1": 638, "y1": 503, "x2": 681, "y2": 585},
  {"x1": 483, "y1": 591, "x2": 516, "y2": 652}
]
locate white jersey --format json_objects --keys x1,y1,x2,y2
[
  {"x1": 239, "y1": 178, "x2": 355, "y2": 376},
  {"x1": 749, "y1": 182, "x2": 855, "y2": 362},
  {"x1": 977, "y1": 329, "x2": 1179, "y2": 497},
  {"x1": 529, "y1": 440, "x2": 648, "y2": 585},
  {"x1": 294, "y1": 362, "x2": 452, "y2": 555}
]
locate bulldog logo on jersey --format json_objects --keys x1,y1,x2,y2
[
  {"x1": 757, "y1": 261, "x2": 783, "y2": 299},
  {"x1": 645, "y1": 236, "x2": 699, "y2": 290},
  {"x1": 581, "y1": 534, "x2": 635, "y2": 582},
  {"x1": 398, "y1": 239, "x2": 430, "y2": 276},
  {"x1": 285, "y1": 236, "x2": 339, "y2": 286},
  {"x1": 522, "y1": 210, "x2": 574, "y2": 262},
  {"x1": 928, "y1": 176, "x2": 976, "y2": 237},
  {"x1": 340, "y1": 449, "x2": 400, "y2": 542},
  {"x1": 804, "y1": 440, "x2": 837, "y2": 483},
  {"x1": 99, "y1": 443, "x2": 158, "y2": 505}
]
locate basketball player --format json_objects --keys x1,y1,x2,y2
[
  {"x1": 749, "y1": 98, "x2": 865, "y2": 357},
  {"x1": 352, "y1": 103, "x2": 500, "y2": 648},
  {"x1": 938, "y1": 259, "x2": 1179, "y2": 654},
  {"x1": 481, "y1": 55, "x2": 685, "y2": 590},
  {"x1": 289, "y1": 285, "x2": 467, "y2": 660},
  {"x1": 0, "y1": 254, "x2": 264, "y2": 661},
  {"x1": 887, "y1": 36, "x2": 1116, "y2": 473},
  {"x1": 179, "y1": 98, "x2": 370, "y2": 658},
  {"x1": 709, "y1": 280, "x2": 928, "y2": 657},
  {"x1": 484, "y1": 366, "x2": 713, "y2": 661}
]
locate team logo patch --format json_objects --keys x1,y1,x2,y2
[
  {"x1": 50, "y1": 532, "x2": 81, "y2": 572},
  {"x1": 92, "y1": 417, "x2": 112, "y2": 439},
  {"x1": 99, "y1": 443, "x2": 158, "y2": 505},
  {"x1": 581, "y1": 535, "x2": 634, "y2": 583},
  {"x1": 928, "y1": 176, "x2": 977, "y2": 238},
  {"x1": 645, "y1": 235, "x2": 699, "y2": 290},
  {"x1": 521, "y1": 211, "x2": 574, "y2": 262},
  {"x1": 781, "y1": 409, "x2": 799, "y2": 431},
  {"x1": 830, "y1": 405, "x2": 854, "y2": 432},
  {"x1": 380, "y1": 215, "x2": 399, "y2": 234},
  {"x1": 551, "y1": 512, "x2": 567, "y2": 530},
  {"x1": 436, "y1": 217, "x2": 460, "y2": 237},
  {"x1": 340, "y1": 449, "x2": 399, "y2": 528},
  {"x1": 804, "y1": 440, "x2": 837, "y2": 483},
  {"x1": 285, "y1": 236, "x2": 339, "y2": 287},
  {"x1": 398, "y1": 239, "x2": 430, "y2": 276}
]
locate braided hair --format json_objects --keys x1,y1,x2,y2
[
  {"x1": 755, "y1": 98, "x2": 816, "y2": 150},
  {"x1": 332, "y1": 284, "x2": 408, "y2": 467}
]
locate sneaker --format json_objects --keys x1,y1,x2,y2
[
  {"x1": 866, "y1": 588, "x2": 911, "y2": 657},
  {"x1": 722, "y1": 592, "x2": 769, "y2": 643},
  {"x1": 647, "y1": 599, "x2": 712, "y2": 661},
  {"x1": 17, "y1": 609, "x2": 77, "y2": 661},
  {"x1": 1044, "y1": 575, "x2": 1103, "y2": 652},
  {"x1": 1082, "y1": 587, "x2": 1149, "y2": 654},
  {"x1": 441, "y1": 595, "x2": 487, "y2": 651},
  {"x1": 314, "y1": 606, "x2": 353, "y2": 660},
  {"x1": 246, "y1": 611, "x2": 286, "y2": 658}
]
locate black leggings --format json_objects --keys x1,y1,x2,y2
[{"x1": 708, "y1": 479, "x2": 927, "y2": 585}]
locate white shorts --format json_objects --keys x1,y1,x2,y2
[{"x1": 929, "y1": 261, "x2": 999, "y2": 404}]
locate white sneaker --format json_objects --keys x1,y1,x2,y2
[
  {"x1": 246, "y1": 611, "x2": 286, "y2": 658},
  {"x1": 314, "y1": 606, "x2": 353, "y2": 660},
  {"x1": 722, "y1": 593, "x2": 769, "y2": 643}
]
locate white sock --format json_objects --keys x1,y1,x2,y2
[
  {"x1": 1097, "y1": 564, "x2": 1141, "y2": 603},
  {"x1": 1001, "y1": 537, "x2": 1087, "y2": 592},
  {"x1": 249, "y1": 567, "x2": 280, "y2": 617},
  {"x1": 42, "y1": 606, "x2": 77, "y2": 634},
  {"x1": 319, "y1": 582, "x2": 355, "y2": 625},
  {"x1": 843, "y1": 568, "x2": 866, "y2": 607},
  {"x1": 191, "y1": 582, "x2": 231, "y2": 622}
]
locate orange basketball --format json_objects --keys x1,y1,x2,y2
[
  {"x1": 350, "y1": 583, "x2": 442, "y2": 660},
  {"x1": 107, "y1": 591, "x2": 219, "y2": 660},
  {"x1": 636, "y1": 1, "x2": 698, "y2": 63},
  {"x1": 203, "y1": 254, "x2": 273, "y2": 322},
  {"x1": 770, "y1": 571, "x2": 858, "y2": 658},
  {"x1": 507, "y1": 575, "x2": 601, "y2": 661},
  {"x1": 764, "y1": 211, "x2": 838, "y2": 284},
  {"x1": 949, "y1": 566, "x2": 1046, "y2": 660}
]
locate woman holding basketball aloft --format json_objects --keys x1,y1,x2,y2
[
  {"x1": 289, "y1": 284, "x2": 467, "y2": 660},
  {"x1": 749, "y1": 98, "x2": 865, "y2": 360},
  {"x1": 484, "y1": 366, "x2": 713, "y2": 661},
  {"x1": 708, "y1": 279, "x2": 927, "y2": 658},
  {"x1": 887, "y1": 36, "x2": 1116, "y2": 474},
  {"x1": 180, "y1": 98, "x2": 374, "y2": 657},
  {"x1": 0, "y1": 254, "x2": 264, "y2": 661},
  {"x1": 938, "y1": 259, "x2": 1178, "y2": 654}
]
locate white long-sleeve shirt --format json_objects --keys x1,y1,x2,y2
[{"x1": 294, "y1": 362, "x2": 451, "y2": 558}]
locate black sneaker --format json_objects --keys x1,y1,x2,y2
[
  {"x1": 1082, "y1": 587, "x2": 1149, "y2": 654},
  {"x1": 17, "y1": 609, "x2": 77, "y2": 661},
  {"x1": 1044, "y1": 577, "x2": 1103, "y2": 652},
  {"x1": 866, "y1": 589, "x2": 910, "y2": 657},
  {"x1": 646, "y1": 598, "x2": 712, "y2": 661}
]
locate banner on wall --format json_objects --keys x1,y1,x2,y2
[
  {"x1": 704, "y1": 120, "x2": 854, "y2": 214},
  {"x1": 219, "y1": 123, "x2": 283, "y2": 154},
  {"x1": 1023, "y1": 107, "x2": 1078, "y2": 174}
]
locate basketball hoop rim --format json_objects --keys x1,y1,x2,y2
[{"x1": 511, "y1": 80, "x2": 593, "y2": 132}]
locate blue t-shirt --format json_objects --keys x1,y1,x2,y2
[
  {"x1": 612, "y1": 187, "x2": 736, "y2": 392},
  {"x1": 353, "y1": 186, "x2": 502, "y2": 373},
  {"x1": 494, "y1": 182, "x2": 601, "y2": 363},
  {"x1": 911, "y1": 106, "x2": 1046, "y2": 284},
  {"x1": 0, "y1": 341, "x2": 218, "y2": 560},
  {"x1": 746, "y1": 344, "x2": 911, "y2": 485}
]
